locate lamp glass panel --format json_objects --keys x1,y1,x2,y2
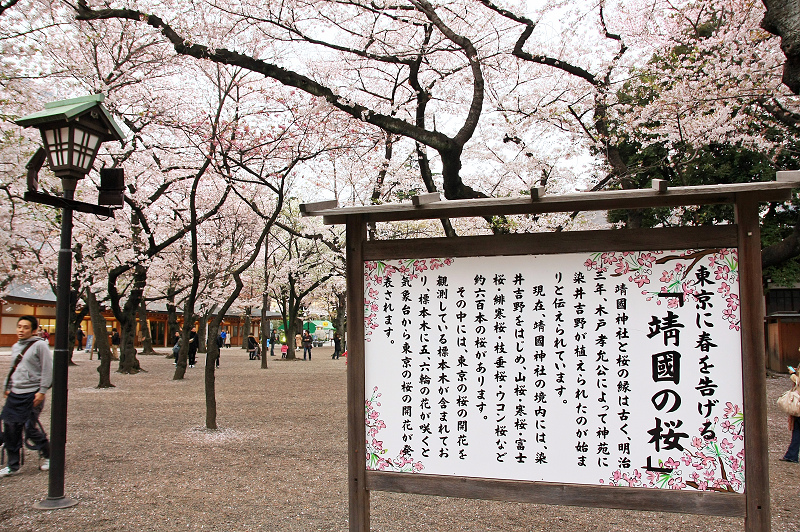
[
  {"x1": 44, "y1": 127, "x2": 70, "y2": 167},
  {"x1": 72, "y1": 128, "x2": 100, "y2": 170}
]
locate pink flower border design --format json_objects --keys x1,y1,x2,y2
[
  {"x1": 365, "y1": 387, "x2": 425, "y2": 472},
  {"x1": 600, "y1": 402, "x2": 745, "y2": 492},
  {"x1": 583, "y1": 249, "x2": 740, "y2": 330},
  {"x1": 363, "y1": 258, "x2": 454, "y2": 341}
]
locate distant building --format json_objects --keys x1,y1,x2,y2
[
  {"x1": 1, "y1": 282, "x2": 281, "y2": 348},
  {"x1": 765, "y1": 283, "x2": 800, "y2": 372},
  {"x1": 0, "y1": 283, "x2": 57, "y2": 346}
]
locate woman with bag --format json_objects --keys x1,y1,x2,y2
[{"x1": 779, "y1": 366, "x2": 800, "y2": 463}]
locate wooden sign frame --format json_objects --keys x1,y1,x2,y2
[{"x1": 304, "y1": 178, "x2": 800, "y2": 532}]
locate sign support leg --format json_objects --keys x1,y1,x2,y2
[
  {"x1": 736, "y1": 197, "x2": 770, "y2": 532},
  {"x1": 346, "y1": 216, "x2": 369, "y2": 531}
]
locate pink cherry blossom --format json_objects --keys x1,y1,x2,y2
[
  {"x1": 638, "y1": 252, "x2": 656, "y2": 267},
  {"x1": 668, "y1": 478, "x2": 686, "y2": 489}
]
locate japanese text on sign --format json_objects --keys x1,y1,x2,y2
[{"x1": 364, "y1": 250, "x2": 745, "y2": 492}]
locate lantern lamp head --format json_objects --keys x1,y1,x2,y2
[{"x1": 15, "y1": 94, "x2": 125, "y2": 182}]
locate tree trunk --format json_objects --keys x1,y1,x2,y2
[
  {"x1": 87, "y1": 290, "x2": 115, "y2": 388},
  {"x1": 172, "y1": 334, "x2": 189, "y2": 379},
  {"x1": 261, "y1": 237, "x2": 271, "y2": 369},
  {"x1": 138, "y1": 300, "x2": 157, "y2": 355},
  {"x1": 198, "y1": 314, "x2": 208, "y2": 354},
  {"x1": 205, "y1": 321, "x2": 220, "y2": 429},
  {"x1": 285, "y1": 321, "x2": 297, "y2": 361},
  {"x1": 68, "y1": 304, "x2": 89, "y2": 367},
  {"x1": 173, "y1": 299, "x2": 193, "y2": 380},
  {"x1": 241, "y1": 308, "x2": 251, "y2": 349},
  {"x1": 116, "y1": 264, "x2": 145, "y2": 374},
  {"x1": 260, "y1": 294, "x2": 269, "y2": 369},
  {"x1": 762, "y1": 0, "x2": 800, "y2": 94},
  {"x1": 117, "y1": 306, "x2": 141, "y2": 374},
  {"x1": 334, "y1": 290, "x2": 346, "y2": 349},
  {"x1": 166, "y1": 282, "x2": 180, "y2": 345}
]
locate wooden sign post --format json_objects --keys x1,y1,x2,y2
[{"x1": 304, "y1": 179, "x2": 800, "y2": 532}]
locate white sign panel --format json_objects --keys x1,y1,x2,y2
[{"x1": 363, "y1": 250, "x2": 745, "y2": 492}]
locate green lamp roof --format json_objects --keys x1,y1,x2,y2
[{"x1": 15, "y1": 94, "x2": 125, "y2": 141}]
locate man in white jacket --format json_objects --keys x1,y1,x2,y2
[{"x1": 1, "y1": 315, "x2": 52, "y2": 477}]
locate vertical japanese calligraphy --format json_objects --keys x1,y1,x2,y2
[{"x1": 363, "y1": 250, "x2": 744, "y2": 492}]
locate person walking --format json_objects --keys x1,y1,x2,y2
[
  {"x1": 270, "y1": 330, "x2": 278, "y2": 357},
  {"x1": 187, "y1": 327, "x2": 199, "y2": 368},
  {"x1": 302, "y1": 330, "x2": 313, "y2": 360},
  {"x1": 332, "y1": 332, "x2": 342, "y2": 360},
  {"x1": 110, "y1": 328, "x2": 120, "y2": 360},
  {"x1": 220, "y1": 330, "x2": 227, "y2": 349},
  {"x1": 781, "y1": 367, "x2": 800, "y2": 463},
  {"x1": 76, "y1": 327, "x2": 85, "y2": 350},
  {"x1": 295, "y1": 332, "x2": 302, "y2": 352},
  {"x1": 215, "y1": 333, "x2": 224, "y2": 368},
  {"x1": 0, "y1": 315, "x2": 52, "y2": 477}
]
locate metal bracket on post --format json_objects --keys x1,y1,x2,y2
[
  {"x1": 24, "y1": 191, "x2": 116, "y2": 217},
  {"x1": 26, "y1": 148, "x2": 47, "y2": 192},
  {"x1": 23, "y1": 150, "x2": 117, "y2": 217}
]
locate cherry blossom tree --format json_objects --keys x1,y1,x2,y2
[
  {"x1": 73, "y1": 0, "x2": 520, "y2": 210},
  {"x1": 7, "y1": 0, "x2": 800, "y2": 334},
  {"x1": 268, "y1": 209, "x2": 340, "y2": 360}
]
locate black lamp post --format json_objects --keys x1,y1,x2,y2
[{"x1": 16, "y1": 94, "x2": 124, "y2": 510}]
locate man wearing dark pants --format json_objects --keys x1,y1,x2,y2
[
  {"x1": 1, "y1": 315, "x2": 52, "y2": 477},
  {"x1": 76, "y1": 327, "x2": 85, "y2": 350},
  {"x1": 187, "y1": 326, "x2": 199, "y2": 368}
]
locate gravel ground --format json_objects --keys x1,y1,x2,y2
[{"x1": 0, "y1": 346, "x2": 797, "y2": 532}]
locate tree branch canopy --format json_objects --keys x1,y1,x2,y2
[{"x1": 74, "y1": 0, "x2": 495, "y2": 202}]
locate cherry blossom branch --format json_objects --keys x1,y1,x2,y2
[
  {"x1": 74, "y1": 0, "x2": 490, "y2": 204},
  {"x1": 409, "y1": 0, "x2": 483, "y2": 147},
  {"x1": 74, "y1": 1, "x2": 452, "y2": 154},
  {"x1": 655, "y1": 249, "x2": 720, "y2": 280}
]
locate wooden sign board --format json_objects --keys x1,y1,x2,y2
[
  {"x1": 303, "y1": 183, "x2": 798, "y2": 532},
  {"x1": 363, "y1": 251, "x2": 744, "y2": 492}
]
